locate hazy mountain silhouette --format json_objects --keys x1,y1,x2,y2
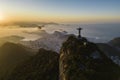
[
  {"x1": 97, "y1": 43, "x2": 120, "y2": 56},
  {"x1": 0, "y1": 36, "x2": 24, "y2": 46},
  {"x1": 109, "y1": 37, "x2": 120, "y2": 48}
]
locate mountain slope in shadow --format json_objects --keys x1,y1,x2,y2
[
  {"x1": 8, "y1": 48, "x2": 59, "y2": 80},
  {"x1": 0, "y1": 42, "x2": 33, "y2": 80},
  {"x1": 109, "y1": 37, "x2": 120, "y2": 48},
  {"x1": 60, "y1": 35, "x2": 120, "y2": 80}
]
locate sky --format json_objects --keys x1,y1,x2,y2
[{"x1": 0, "y1": 0, "x2": 120, "y2": 23}]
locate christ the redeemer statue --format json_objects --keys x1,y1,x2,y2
[{"x1": 77, "y1": 27, "x2": 82, "y2": 38}]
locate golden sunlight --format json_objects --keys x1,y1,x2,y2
[{"x1": 0, "y1": 12, "x2": 4, "y2": 22}]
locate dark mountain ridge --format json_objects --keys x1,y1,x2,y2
[
  {"x1": 0, "y1": 42, "x2": 34, "y2": 80},
  {"x1": 8, "y1": 48, "x2": 59, "y2": 80},
  {"x1": 109, "y1": 37, "x2": 120, "y2": 48},
  {"x1": 0, "y1": 36, "x2": 119, "y2": 80},
  {"x1": 60, "y1": 35, "x2": 120, "y2": 80}
]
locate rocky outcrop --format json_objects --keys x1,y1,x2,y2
[{"x1": 60, "y1": 36, "x2": 120, "y2": 80}]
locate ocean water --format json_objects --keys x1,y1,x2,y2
[{"x1": 0, "y1": 23, "x2": 120, "y2": 42}]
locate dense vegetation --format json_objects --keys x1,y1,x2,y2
[
  {"x1": 0, "y1": 42, "x2": 33, "y2": 80},
  {"x1": 0, "y1": 36, "x2": 119, "y2": 80},
  {"x1": 60, "y1": 36, "x2": 120, "y2": 80},
  {"x1": 8, "y1": 48, "x2": 59, "y2": 80}
]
